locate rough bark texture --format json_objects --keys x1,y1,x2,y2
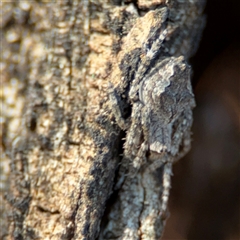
[{"x1": 1, "y1": 1, "x2": 205, "y2": 240}]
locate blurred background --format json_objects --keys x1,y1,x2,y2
[{"x1": 162, "y1": 0, "x2": 240, "y2": 239}]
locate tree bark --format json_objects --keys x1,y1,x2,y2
[{"x1": 1, "y1": 1, "x2": 205, "y2": 239}]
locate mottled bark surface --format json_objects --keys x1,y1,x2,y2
[{"x1": 1, "y1": 1, "x2": 205, "y2": 239}]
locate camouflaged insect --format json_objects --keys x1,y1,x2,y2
[
  {"x1": 100, "y1": 3, "x2": 200, "y2": 239},
  {"x1": 109, "y1": 6, "x2": 195, "y2": 199}
]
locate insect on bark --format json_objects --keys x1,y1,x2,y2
[{"x1": 100, "y1": 4, "x2": 198, "y2": 239}]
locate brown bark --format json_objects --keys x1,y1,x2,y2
[{"x1": 2, "y1": 1, "x2": 120, "y2": 239}]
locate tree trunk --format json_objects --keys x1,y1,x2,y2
[{"x1": 1, "y1": 1, "x2": 205, "y2": 239}]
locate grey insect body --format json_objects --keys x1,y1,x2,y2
[{"x1": 102, "y1": 4, "x2": 197, "y2": 239}]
